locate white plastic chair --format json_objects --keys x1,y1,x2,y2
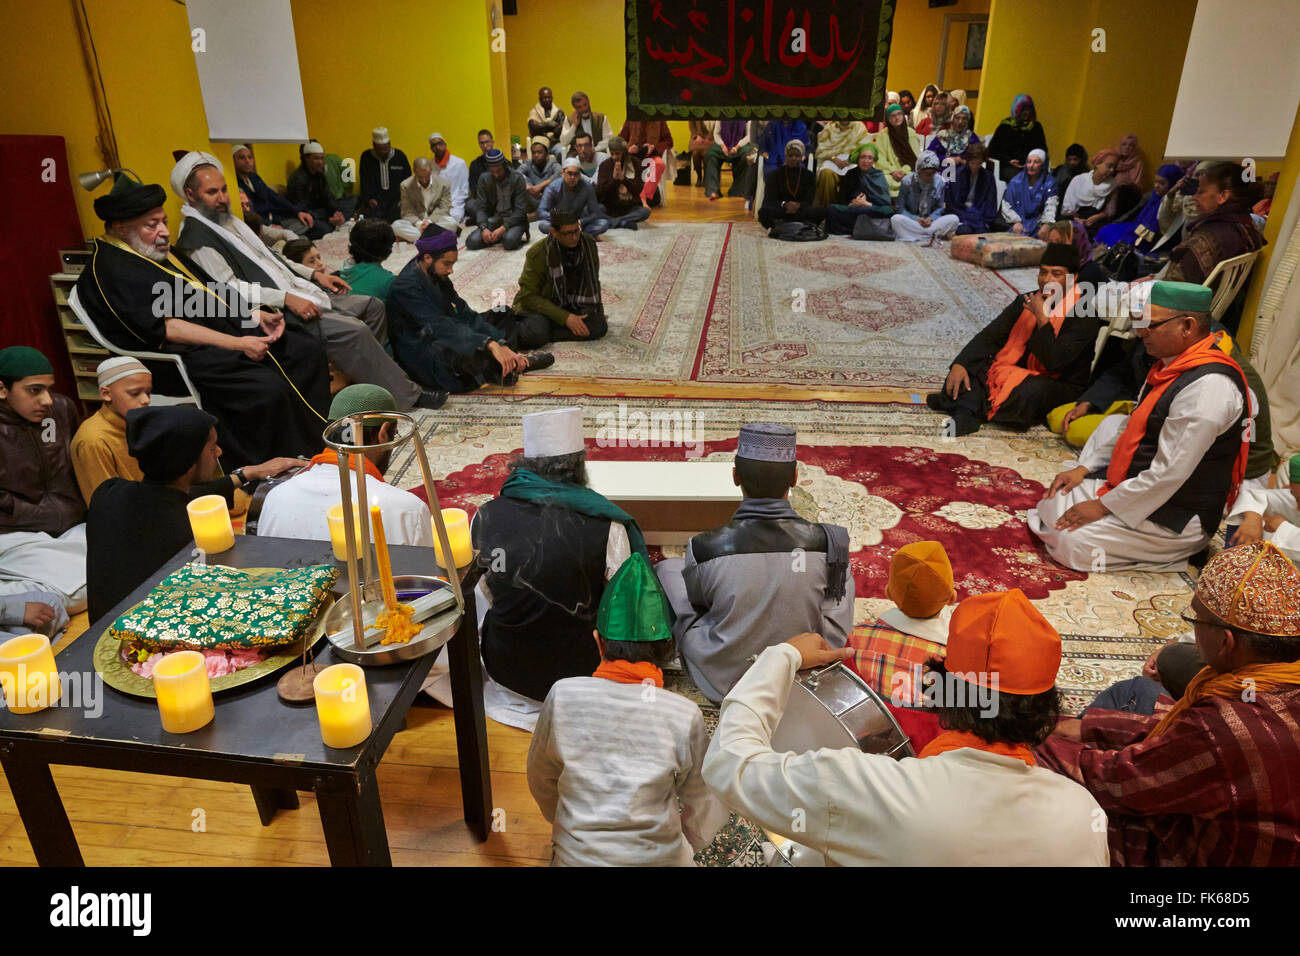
[
  {"x1": 1202, "y1": 250, "x2": 1260, "y2": 321},
  {"x1": 656, "y1": 147, "x2": 674, "y2": 208},
  {"x1": 68, "y1": 286, "x2": 202, "y2": 407}
]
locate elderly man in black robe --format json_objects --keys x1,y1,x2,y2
[{"x1": 74, "y1": 173, "x2": 330, "y2": 468}]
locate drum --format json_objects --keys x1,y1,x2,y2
[{"x1": 771, "y1": 661, "x2": 914, "y2": 758}]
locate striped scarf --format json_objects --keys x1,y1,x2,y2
[{"x1": 547, "y1": 234, "x2": 601, "y2": 311}]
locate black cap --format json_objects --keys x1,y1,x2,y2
[{"x1": 126, "y1": 406, "x2": 218, "y2": 481}]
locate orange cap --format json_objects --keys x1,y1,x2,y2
[
  {"x1": 889, "y1": 541, "x2": 954, "y2": 619},
  {"x1": 945, "y1": 589, "x2": 1061, "y2": 695}
]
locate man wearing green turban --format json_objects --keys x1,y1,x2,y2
[{"x1": 526, "y1": 553, "x2": 727, "y2": 865}]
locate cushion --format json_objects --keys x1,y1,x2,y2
[{"x1": 950, "y1": 233, "x2": 1047, "y2": 270}]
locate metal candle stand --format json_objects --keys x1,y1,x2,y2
[{"x1": 321, "y1": 411, "x2": 467, "y2": 667}]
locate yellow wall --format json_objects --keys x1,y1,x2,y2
[{"x1": 886, "y1": 0, "x2": 991, "y2": 102}]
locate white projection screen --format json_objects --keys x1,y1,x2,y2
[
  {"x1": 1164, "y1": 0, "x2": 1300, "y2": 160},
  {"x1": 187, "y1": 0, "x2": 308, "y2": 143}
]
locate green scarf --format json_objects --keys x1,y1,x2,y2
[{"x1": 500, "y1": 468, "x2": 649, "y2": 558}]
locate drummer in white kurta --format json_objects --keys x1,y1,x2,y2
[
  {"x1": 1228, "y1": 454, "x2": 1300, "y2": 561},
  {"x1": 1029, "y1": 281, "x2": 1251, "y2": 572},
  {"x1": 703, "y1": 589, "x2": 1109, "y2": 866}
]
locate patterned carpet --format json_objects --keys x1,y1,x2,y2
[{"x1": 315, "y1": 222, "x2": 1038, "y2": 391}]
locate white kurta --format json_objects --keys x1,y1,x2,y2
[
  {"x1": 1229, "y1": 487, "x2": 1300, "y2": 561},
  {"x1": 702, "y1": 644, "x2": 1110, "y2": 866},
  {"x1": 257, "y1": 463, "x2": 434, "y2": 547},
  {"x1": 527, "y1": 675, "x2": 728, "y2": 866},
  {"x1": 436, "y1": 155, "x2": 470, "y2": 221},
  {"x1": 1061, "y1": 173, "x2": 1115, "y2": 215},
  {"x1": 1029, "y1": 373, "x2": 1244, "y2": 572}
]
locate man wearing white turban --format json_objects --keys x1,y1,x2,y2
[{"x1": 169, "y1": 151, "x2": 447, "y2": 411}]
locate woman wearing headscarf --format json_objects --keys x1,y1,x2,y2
[
  {"x1": 825, "y1": 145, "x2": 894, "y2": 235},
  {"x1": 814, "y1": 119, "x2": 871, "y2": 206},
  {"x1": 866, "y1": 92, "x2": 899, "y2": 134},
  {"x1": 915, "y1": 91, "x2": 952, "y2": 137},
  {"x1": 987, "y1": 94, "x2": 1048, "y2": 183},
  {"x1": 944, "y1": 142, "x2": 999, "y2": 234},
  {"x1": 891, "y1": 151, "x2": 960, "y2": 242},
  {"x1": 911, "y1": 85, "x2": 939, "y2": 130},
  {"x1": 1112, "y1": 134, "x2": 1144, "y2": 188},
  {"x1": 1061, "y1": 149, "x2": 1118, "y2": 221},
  {"x1": 758, "y1": 118, "x2": 810, "y2": 177},
  {"x1": 898, "y1": 89, "x2": 917, "y2": 123},
  {"x1": 930, "y1": 105, "x2": 981, "y2": 162},
  {"x1": 1000, "y1": 149, "x2": 1058, "y2": 236},
  {"x1": 872, "y1": 103, "x2": 922, "y2": 199},
  {"x1": 1094, "y1": 163, "x2": 1184, "y2": 251}
]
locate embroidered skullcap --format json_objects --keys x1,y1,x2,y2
[
  {"x1": 96, "y1": 356, "x2": 150, "y2": 389},
  {"x1": 1196, "y1": 542, "x2": 1300, "y2": 637},
  {"x1": 530, "y1": 135, "x2": 551, "y2": 149},
  {"x1": 329, "y1": 384, "x2": 397, "y2": 420},
  {"x1": 737, "y1": 423, "x2": 796, "y2": 462},
  {"x1": 372, "y1": 127, "x2": 390, "y2": 144}
]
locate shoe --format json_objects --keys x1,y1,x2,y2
[
  {"x1": 707, "y1": 193, "x2": 720, "y2": 201},
  {"x1": 925, "y1": 392, "x2": 947, "y2": 411},
  {"x1": 952, "y1": 411, "x2": 981, "y2": 437},
  {"x1": 522, "y1": 350, "x2": 555, "y2": 371},
  {"x1": 626, "y1": 220, "x2": 639, "y2": 231},
  {"x1": 414, "y1": 388, "x2": 449, "y2": 410},
  {"x1": 1187, "y1": 547, "x2": 1211, "y2": 572}
]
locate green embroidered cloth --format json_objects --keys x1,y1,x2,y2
[{"x1": 109, "y1": 564, "x2": 339, "y2": 651}]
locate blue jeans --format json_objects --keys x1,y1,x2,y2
[{"x1": 1086, "y1": 675, "x2": 1164, "y2": 716}]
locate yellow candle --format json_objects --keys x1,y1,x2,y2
[
  {"x1": 152, "y1": 651, "x2": 214, "y2": 734},
  {"x1": 432, "y1": 508, "x2": 473, "y2": 568},
  {"x1": 187, "y1": 494, "x2": 235, "y2": 555},
  {"x1": 370, "y1": 505, "x2": 397, "y2": 609},
  {"x1": 313, "y1": 663, "x2": 371, "y2": 748},
  {"x1": 0, "y1": 634, "x2": 61, "y2": 715},
  {"x1": 327, "y1": 503, "x2": 363, "y2": 562}
]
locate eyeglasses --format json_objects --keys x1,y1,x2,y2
[
  {"x1": 1136, "y1": 313, "x2": 1193, "y2": 330},
  {"x1": 1179, "y1": 607, "x2": 1221, "y2": 628}
]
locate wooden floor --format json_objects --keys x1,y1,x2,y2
[{"x1": 0, "y1": 175, "x2": 788, "y2": 869}]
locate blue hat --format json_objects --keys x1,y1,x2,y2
[
  {"x1": 737, "y1": 423, "x2": 796, "y2": 462},
  {"x1": 485, "y1": 148, "x2": 506, "y2": 166}
]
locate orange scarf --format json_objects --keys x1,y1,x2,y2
[
  {"x1": 1146, "y1": 661, "x2": 1300, "y2": 739},
  {"x1": 593, "y1": 659, "x2": 664, "y2": 687},
  {"x1": 308, "y1": 449, "x2": 384, "y2": 484},
  {"x1": 1101, "y1": 332, "x2": 1248, "y2": 500},
  {"x1": 918, "y1": 730, "x2": 1036, "y2": 766},
  {"x1": 985, "y1": 286, "x2": 1081, "y2": 419}
]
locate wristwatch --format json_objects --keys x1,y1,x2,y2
[{"x1": 230, "y1": 466, "x2": 248, "y2": 487}]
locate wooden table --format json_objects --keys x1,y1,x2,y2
[
  {"x1": 585, "y1": 460, "x2": 741, "y2": 545},
  {"x1": 0, "y1": 535, "x2": 492, "y2": 866}
]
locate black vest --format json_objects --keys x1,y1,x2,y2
[
  {"x1": 690, "y1": 516, "x2": 828, "y2": 563},
  {"x1": 1089, "y1": 362, "x2": 1248, "y2": 534},
  {"x1": 174, "y1": 216, "x2": 283, "y2": 292},
  {"x1": 473, "y1": 496, "x2": 610, "y2": 701}
]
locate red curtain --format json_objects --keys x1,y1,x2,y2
[{"x1": 0, "y1": 135, "x2": 87, "y2": 402}]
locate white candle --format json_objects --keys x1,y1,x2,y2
[
  {"x1": 0, "y1": 634, "x2": 61, "y2": 715},
  {"x1": 187, "y1": 494, "x2": 234, "y2": 555},
  {"x1": 432, "y1": 508, "x2": 473, "y2": 568},
  {"x1": 313, "y1": 663, "x2": 371, "y2": 749},
  {"x1": 152, "y1": 650, "x2": 214, "y2": 734}
]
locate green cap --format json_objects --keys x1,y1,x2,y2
[
  {"x1": 0, "y1": 346, "x2": 53, "y2": 379},
  {"x1": 885, "y1": 103, "x2": 903, "y2": 115},
  {"x1": 596, "y1": 553, "x2": 672, "y2": 643},
  {"x1": 1290, "y1": 453, "x2": 1300, "y2": 485},
  {"x1": 329, "y1": 384, "x2": 397, "y2": 420},
  {"x1": 1149, "y1": 280, "x2": 1212, "y2": 313}
]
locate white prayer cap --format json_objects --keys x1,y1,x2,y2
[
  {"x1": 231, "y1": 143, "x2": 252, "y2": 157},
  {"x1": 96, "y1": 356, "x2": 150, "y2": 389},
  {"x1": 562, "y1": 157, "x2": 581, "y2": 169},
  {"x1": 169, "y1": 150, "x2": 224, "y2": 199},
  {"x1": 428, "y1": 132, "x2": 445, "y2": 144},
  {"x1": 372, "y1": 127, "x2": 390, "y2": 144},
  {"x1": 522, "y1": 407, "x2": 585, "y2": 458},
  {"x1": 301, "y1": 141, "x2": 325, "y2": 155}
]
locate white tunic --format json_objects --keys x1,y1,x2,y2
[
  {"x1": 1229, "y1": 487, "x2": 1300, "y2": 561},
  {"x1": 527, "y1": 676, "x2": 728, "y2": 866},
  {"x1": 436, "y1": 154, "x2": 470, "y2": 221},
  {"x1": 1061, "y1": 173, "x2": 1116, "y2": 215},
  {"x1": 257, "y1": 463, "x2": 434, "y2": 547},
  {"x1": 702, "y1": 644, "x2": 1110, "y2": 866},
  {"x1": 1029, "y1": 372, "x2": 1244, "y2": 572}
]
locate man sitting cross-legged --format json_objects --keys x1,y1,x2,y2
[
  {"x1": 703, "y1": 589, "x2": 1109, "y2": 866},
  {"x1": 386, "y1": 228, "x2": 553, "y2": 393},
  {"x1": 168, "y1": 151, "x2": 445, "y2": 414},
  {"x1": 512, "y1": 211, "x2": 608, "y2": 347},
  {"x1": 1037, "y1": 542, "x2": 1300, "y2": 866},
  {"x1": 655, "y1": 423, "x2": 853, "y2": 704},
  {"x1": 926, "y1": 243, "x2": 1099, "y2": 437},
  {"x1": 76, "y1": 170, "x2": 335, "y2": 467},
  {"x1": 536, "y1": 159, "x2": 609, "y2": 238},
  {"x1": 394, "y1": 157, "x2": 458, "y2": 242},
  {"x1": 1029, "y1": 281, "x2": 1252, "y2": 572},
  {"x1": 465, "y1": 149, "x2": 530, "y2": 251},
  {"x1": 595, "y1": 136, "x2": 652, "y2": 231}
]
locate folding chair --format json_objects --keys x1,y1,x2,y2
[{"x1": 68, "y1": 286, "x2": 202, "y2": 407}]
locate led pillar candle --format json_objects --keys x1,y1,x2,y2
[
  {"x1": 432, "y1": 508, "x2": 473, "y2": 569},
  {"x1": 187, "y1": 494, "x2": 235, "y2": 555},
  {"x1": 152, "y1": 650, "x2": 215, "y2": 734},
  {"x1": 0, "y1": 634, "x2": 61, "y2": 715},
  {"x1": 313, "y1": 663, "x2": 371, "y2": 748},
  {"x1": 327, "y1": 503, "x2": 363, "y2": 562}
]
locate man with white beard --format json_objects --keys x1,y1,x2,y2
[
  {"x1": 168, "y1": 151, "x2": 446, "y2": 411},
  {"x1": 73, "y1": 172, "x2": 332, "y2": 467}
]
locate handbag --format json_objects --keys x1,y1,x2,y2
[
  {"x1": 1099, "y1": 240, "x2": 1140, "y2": 282},
  {"x1": 769, "y1": 220, "x2": 827, "y2": 242},
  {"x1": 852, "y1": 216, "x2": 895, "y2": 241}
]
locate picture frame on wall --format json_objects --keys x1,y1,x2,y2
[{"x1": 964, "y1": 22, "x2": 988, "y2": 70}]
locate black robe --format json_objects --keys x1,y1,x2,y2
[
  {"x1": 86, "y1": 478, "x2": 193, "y2": 625},
  {"x1": 759, "y1": 166, "x2": 824, "y2": 228},
  {"x1": 75, "y1": 238, "x2": 331, "y2": 469}
]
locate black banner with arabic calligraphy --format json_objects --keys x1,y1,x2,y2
[{"x1": 626, "y1": 0, "x2": 896, "y2": 121}]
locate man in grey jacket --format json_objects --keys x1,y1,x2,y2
[{"x1": 465, "y1": 150, "x2": 530, "y2": 251}]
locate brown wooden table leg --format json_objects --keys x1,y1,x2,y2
[
  {"x1": 0, "y1": 752, "x2": 83, "y2": 866},
  {"x1": 446, "y1": 589, "x2": 492, "y2": 841},
  {"x1": 315, "y1": 771, "x2": 391, "y2": 866},
  {"x1": 250, "y1": 785, "x2": 300, "y2": 826}
]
